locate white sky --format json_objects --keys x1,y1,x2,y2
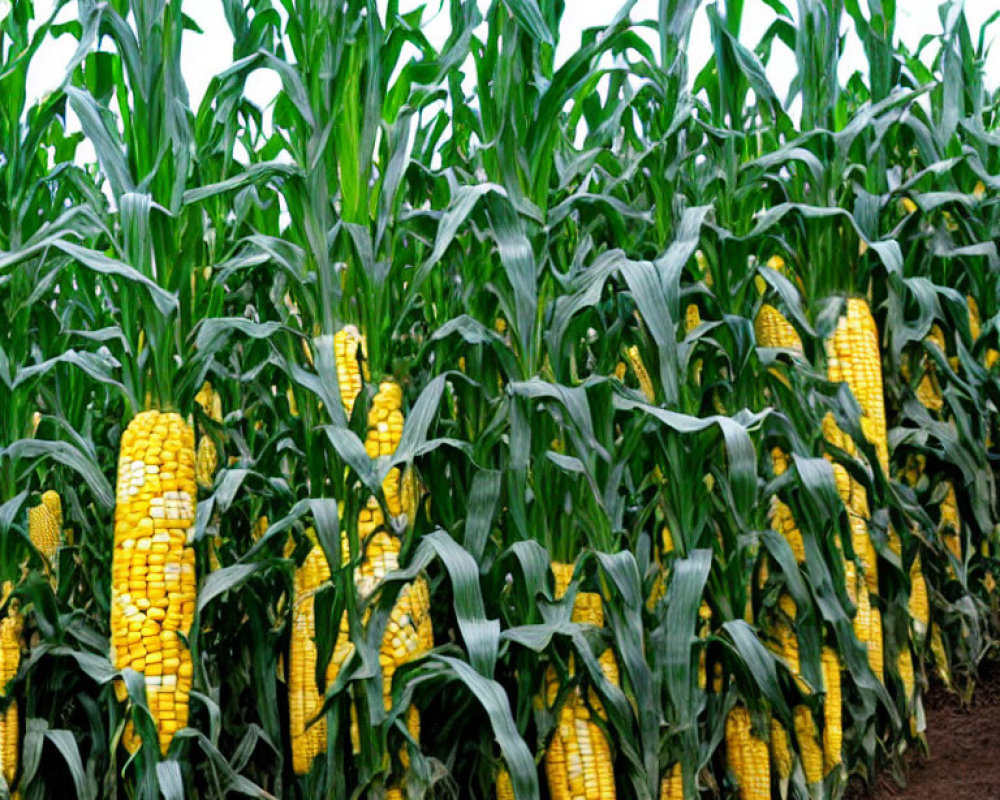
[{"x1": 21, "y1": 1, "x2": 1000, "y2": 142}]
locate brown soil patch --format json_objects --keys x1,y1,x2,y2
[{"x1": 846, "y1": 668, "x2": 1000, "y2": 799}]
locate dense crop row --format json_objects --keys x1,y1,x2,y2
[{"x1": 1, "y1": 1, "x2": 999, "y2": 798}]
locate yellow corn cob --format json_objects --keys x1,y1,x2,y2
[
  {"x1": 698, "y1": 601, "x2": 712, "y2": 691},
  {"x1": 28, "y1": 490, "x2": 62, "y2": 564},
  {"x1": 626, "y1": 345, "x2": 655, "y2": 403},
  {"x1": 288, "y1": 532, "x2": 336, "y2": 774},
  {"x1": 969, "y1": 295, "x2": 982, "y2": 341},
  {"x1": 770, "y1": 717, "x2": 792, "y2": 782},
  {"x1": 400, "y1": 464, "x2": 421, "y2": 530},
  {"x1": 251, "y1": 516, "x2": 269, "y2": 542},
  {"x1": 908, "y1": 554, "x2": 929, "y2": 641},
  {"x1": 613, "y1": 362, "x2": 627, "y2": 382},
  {"x1": 929, "y1": 624, "x2": 950, "y2": 687},
  {"x1": 769, "y1": 449, "x2": 804, "y2": 563},
  {"x1": 939, "y1": 481, "x2": 961, "y2": 568},
  {"x1": 685, "y1": 303, "x2": 701, "y2": 334},
  {"x1": 914, "y1": 325, "x2": 945, "y2": 412},
  {"x1": 821, "y1": 647, "x2": 842, "y2": 774},
  {"x1": 827, "y1": 298, "x2": 889, "y2": 474},
  {"x1": 543, "y1": 562, "x2": 617, "y2": 800},
  {"x1": 854, "y1": 582, "x2": 883, "y2": 683},
  {"x1": 659, "y1": 762, "x2": 683, "y2": 800},
  {"x1": 335, "y1": 325, "x2": 368, "y2": 416},
  {"x1": 646, "y1": 525, "x2": 674, "y2": 611},
  {"x1": 365, "y1": 381, "x2": 406, "y2": 517},
  {"x1": 755, "y1": 304, "x2": 803, "y2": 352},
  {"x1": 767, "y1": 594, "x2": 806, "y2": 693},
  {"x1": 725, "y1": 705, "x2": 769, "y2": 800},
  {"x1": 497, "y1": 766, "x2": 515, "y2": 800},
  {"x1": 898, "y1": 645, "x2": 917, "y2": 736},
  {"x1": 194, "y1": 382, "x2": 223, "y2": 490},
  {"x1": 331, "y1": 501, "x2": 433, "y2": 755},
  {"x1": 110, "y1": 411, "x2": 197, "y2": 755},
  {"x1": 793, "y1": 706, "x2": 823, "y2": 785},
  {"x1": 1, "y1": 583, "x2": 22, "y2": 790}
]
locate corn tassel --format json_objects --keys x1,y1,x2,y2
[
  {"x1": 110, "y1": 411, "x2": 197, "y2": 755},
  {"x1": 543, "y1": 562, "x2": 617, "y2": 800},
  {"x1": 793, "y1": 706, "x2": 823, "y2": 785},
  {"x1": 725, "y1": 705, "x2": 769, "y2": 800},
  {"x1": 28, "y1": 490, "x2": 62, "y2": 565},
  {"x1": 821, "y1": 647, "x2": 842, "y2": 774},
  {"x1": 1, "y1": 584, "x2": 22, "y2": 790}
]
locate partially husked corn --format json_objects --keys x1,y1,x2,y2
[
  {"x1": 822, "y1": 647, "x2": 842, "y2": 774},
  {"x1": 288, "y1": 533, "x2": 336, "y2": 775},
  {"x1": 1, "y1": 583, "x2": 22, "y2": 789},
  {"x1": 659, "y1": 762, "x2": 683, "y2": 800},
  {"x1": 28, "y1": 490, "x2": 62, "y2": 563},
  {"x1": 194, "y1": 382, "x2": 222, "y2": 490},
  {"x1": 543, "y1": 562, "x2": 618, "y2": 800},
  {"x1": 365, "y1": 381, "x2": 405, "y2": 517},
  {"x1": 770, "y1": 717, "x2": 792, "y2": 782},
  {"x1": 793, "y1": 705, "x2": 823, "y2": 785},
  {"x1": 110, "y1": 411, "x2": 196, "y2": 755},
  {"x1": 725, "y1": 705, "x2": 769, "y2": 800},
  {"x1": 335, "y1": 325, "x2": 368, "y2": 416}
]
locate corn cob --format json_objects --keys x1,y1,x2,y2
[
  {"x1": 331, "y1": 501, "x2": 433, "y2": 755},
  {"x1": 194, "y1": 381, "x2": 223, "y2": 490},
  {"x1": 251, "y1": 516, "x2": 269, "y2": 542},
  {"x1": 1, "y1": 583, "x2": 22, "y2": 790},
  {"x1": 698, "y1": 601, "x2": 712, "y2": 691},
  {"x1": 725, "y1": 705, "x2": 769, "y2": 800},
  {"x1": 769, "y1": 449, "x2": 805, "y2": 563},
  {"x1": 288, "y1": 530, "x2": 336, "y2": 774},
  {"x1": 793, "y1": 705, "x2": 823, "y2": 785},
  {"x1": 929, "y1": 624, "x2": 951, "y2": 688},
  {"x1": 110, "y1": 411, "x2": 197, "y2": 755},
  {"x1": 821, "y1": 646, "x2": 842, "y2": 774},
  {"x1": 335, "y1": 325, "x2": 368, "y2": 416},
  {"x1": 770, "y1": 717, "x2": 792, "y2": 783},
  {"x1": 543, "y1": 562, "x2": 617, "y2": 800},
  {"x1": 854, "y1": 581, "x2": 883, "y2": 683},
  {"x1": 898, "y1": 645, "x2": 918, "y2": 736},
  {"x1": 28, "y1": 490, "x2": 62, "y2": 564},
  {"x1": 767, "y1": 594, "x2": 805, "y2": 693},
  {"x1": 365, "y1": 381, "x2": 406, "y2": 517},
  {"x1": 659, "y1": 762, "x2": 683, "y2": 800},
  {"x1": 497, "y1": 766, "x2": 515, "y2": 800},
  {"x1": 755, "y1": 304, "x2": 803, "y2": 352},
  {"x1": 908, "y1": 554, "x2": 929, "y2": 642},
  {"x1": 914, "y1": 325, "x2": 945, "y2": 412},
  {"x1": 626, "y1": 345, "x2": 655, "y2": 403},
  {"x1": 685, "y1": 303, "x2": 701, "y2": 334},
  {"x1": 939, "y1": 481, "x2": 961, "y2": 568}
]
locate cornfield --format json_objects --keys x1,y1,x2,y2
[{"x1": 1, "y1": 0, "x2": 998, "y2": 798}]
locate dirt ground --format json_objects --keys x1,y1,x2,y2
[{"x1": 846, "y1": 667, "x2": 1000, "y2": 799}]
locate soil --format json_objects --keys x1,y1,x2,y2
[{"x1": 845, "y1": 666, "x2": 1000, "y2": 799}]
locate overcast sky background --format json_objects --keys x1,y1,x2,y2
[{"x1": 21, "y1": 1, "x2": 1000, "y2": 145}]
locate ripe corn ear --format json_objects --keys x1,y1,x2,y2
[
  {"x1": 821, "y1": 647, "x2": 842, "y2": 774},
  {"x1": 365, "y1": 381, "x2": 406, "y2": 517},
  {"x1": 288, "y1": 532, "x2": 336, "y2": 774},
  {"x1": 335, "y1": 325, "x2": 368, "y2": 416},
  {"x1": 793, "y1": 705, "x2": 823, "y2": 785},
  {"x1": 770, "y1": 717, "x2": 792, "y2": 782},
  {"x1": 543, "y1": 562, "x2": 617, "y2": 800},
  {"x1": 194, "y1": 382, "x2": 223, "y2": 490},
  {"x1": 725, "y1": 705, "x2": 769, "y2": 800},
  {"x1": 28, "y1": 490, "x2": 62, "y2": 565},
  {"x1": 497, "y1": 766, "x2": 515, "y2": 800},
  {"x1": 626, "y1": 345, "x2": 655, "y2": 403},
  {"x1": 1, "y1": 583, "x2": 22, "y2": 789},
  {"x1": 110, "y1": 411, "x2": 197, "y2": 755},
  {"x1": 659, "y1": 762, "x2": 683, "y2": 800},
  {"x1": 769, "y1": 449, "x2": 804, "y2": 563}
]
